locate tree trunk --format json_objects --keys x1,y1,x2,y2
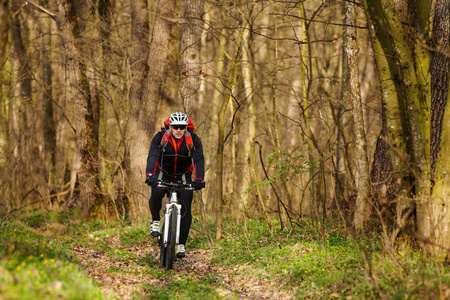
[
  {"x1": 179, "y1": 0, "x2": 204, "y2": 119},
  {"x1": 216, "y1": 30, "x2": 243, "y2": 240},
  {"x1": 204, "y1": 21, "x2": 227, "y2": 215},
  {"x1": 128, "y1": 0, "x2": 176, "y2": 219},
  {"x1": 363, "y1": 0, "x2": 438, "y2": 251},
  {"x1": 344, "y1": 0, "x2": 371, "y2": 232},
  {"x1": 431, "y1": 90, "x2": 450, "y2": 253},
  {"x1": 127, "y1": 0, "x2": 150, "y2": 220},
  {"x1": 238, "y1": 7, "x2": 254, "y2": 215},
  {"x1": 378, "y1": 0, "x2": 431, "y2": 221},
  {"x1": 40, "y1": 0, "x2": 57, "y2": 208},
  {"x1": 98, "y1": 0, "x2": 112, "y2": 51},
  {"x1": 0, "y1": 0, "x2": 8, "y2": 68},
  {"x1": 298, "y1": 1, "x2": 317, "y2": 223},
  {"x1": 11, "y1": 0, "x2": 41, "y2": 208},
  {"x1": 429, "y1": 0, "x2": 449, "y2": 180},
  {"x1": 270, "y1": 0, "x2": 291, "y2": 226},
  {"x1": 363, "y1": 0, "x2": 413, "y2": 249},
  {"x1": 428, "y1": 0, "x2": 450, "y2": 254},
  {"x1": 56, "y1": 0, "x2": 101, "y2": 218}
]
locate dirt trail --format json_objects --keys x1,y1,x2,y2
[{"x1": 71, "y1": 238, "x2": 293, "y2": 299}]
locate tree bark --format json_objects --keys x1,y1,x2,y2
[
  {"x1": 98, "y1": 0, "x2": 113, "y2": 52},
  {"x1": 363, "y1": 0, "x2": 413, "y2": 249},
  {"x1": 11, "y1": 0, "x2": 42, "y2": 208},
  {"x1": 344, "y1": 0, "x2": 371, "y2": 232},
  {"x1": 428, "y1": 0, "x2": 450, "y2": 254},
  {"x1": 40, "y1": 0, "x2": 57, "y2": 208},
  {"x1": 269, "y1": 0, "x2": 291, "y2": 225},
  {"x1": 362, "y1": 0, "x2": 450, "y2": 253},
  {"x1": 298, "y1": 1, "x2": 317, "y2": 223},
  {"x1": 127, "y1": 0, "x2": 150, "y2": 219},
  {"x1": 203, "y1": 24, "x2": 226, "y2": 214},
  {"x1": 429, "y1": 0, "x2": 449, "y2": 180},
  {"x1": 179, "y1": 0, "x2": 204, "y2": 119},
  {"x1": 0, "y1": 0, "x2": 8, "y2": 68},
  {"x1": 56, "y1": 0, "x2": 101, "y2": 218},
  {"x1": 238, "y1": 6, "x2": 254, "y2": 214},
  {"x1": 378, "y1": 0, "x2": 431, "y2": 208},
  {"x1": 216, "y1": 29, "x2": 243, "y2": 240},
  {"x1": 128, "y1": 0, "x2": 176, "y2": 219}
]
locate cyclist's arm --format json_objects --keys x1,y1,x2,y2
[
  {"x1": 192, "y1": 134, "x2": 205, "y2": 181},
  {"x1": 146, "y1": 132, "x2": 163, "y2": 175}
]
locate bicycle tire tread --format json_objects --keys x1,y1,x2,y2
[{"x1": 164, "y1": 209, "x2": 177, "y2": 270}]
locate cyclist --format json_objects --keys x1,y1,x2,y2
[{"x1": 145, "y1": 112, "x2": 205, "y2": 258}]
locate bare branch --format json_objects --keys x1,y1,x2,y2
[
  {"x1": 25, "y1": 0, "x2": 57, "y2": 21},
  {"x1": 271, "y1": 12, "x2": 368, "y2": 30}
]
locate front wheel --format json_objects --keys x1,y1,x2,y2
[
  {"x1": 164, "y1": 208, "x2": 177, "y2": 270},
  {"x1": 159, "y1": 236, "x2": 165, "y2": 266}
]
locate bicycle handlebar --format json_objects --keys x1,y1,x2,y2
[{"x1": 156, "y1": 181, "x2": 193, "y2": 190}]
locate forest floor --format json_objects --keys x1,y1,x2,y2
[
  {"x1": 72, "y1": 232, "x2": 292, "y2": 299},
  {"x1": 3, "y1": 213, "x2": 450, "y2": 300}
]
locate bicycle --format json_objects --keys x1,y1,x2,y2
[{"x1": 155, "y1": 181, "x2": 192, "y2": 271}]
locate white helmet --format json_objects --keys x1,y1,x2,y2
[{"x1": 169, "y1": 112, "x2": 189, "y2": 125}]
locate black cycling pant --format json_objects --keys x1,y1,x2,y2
[{"x1": 149, "y1": 186, "x2": 193, "y2": 245}]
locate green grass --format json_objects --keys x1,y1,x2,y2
[
  {"x1": 0, "y1": 210, "x2": 224, "y2": 299},
  {"x1": 212, "y1": 218, "x2": 450, "y2": 299},
  {"x1": 2, "y1": 210, "x2": 450, "y2": 299},
  {"x1": 143, "y1": 272, "x2": 222, "y2": 299},
  {"x1": 0, "y1": 218, "x2": 111, "y2": 300},
  {"x1": 120, "y1": 226, "x2": 148, "y2": 246}
]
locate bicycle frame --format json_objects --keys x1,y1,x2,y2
[{"x1": 155, "y1": 181, "x2": 193, "y2": 270}]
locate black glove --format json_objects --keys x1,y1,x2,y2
[
  {"x1": 145, "y1": 174, "x2": 157, "y2": 187},
  {"x1": 193, "y1": 180, "x2": 204, "y2": 190}
]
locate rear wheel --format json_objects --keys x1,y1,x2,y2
[{"x1": 164, "y1": 208, "x2": 177, "y2": 270}]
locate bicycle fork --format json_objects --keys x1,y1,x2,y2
[{"x1": 161, "y1": 191, "x2": 182, "y2": 245}]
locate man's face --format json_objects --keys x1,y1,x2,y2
[{"x1": 170, "y1": 124, "x2": 187, "y2": 140}]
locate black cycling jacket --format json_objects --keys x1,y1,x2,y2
[{"x1": 145, "y1": 131, "x2": 205, "y2": 181}]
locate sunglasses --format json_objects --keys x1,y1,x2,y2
[{"x1": 172, "y1": 125, "x2": 187, "y2": 130}]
